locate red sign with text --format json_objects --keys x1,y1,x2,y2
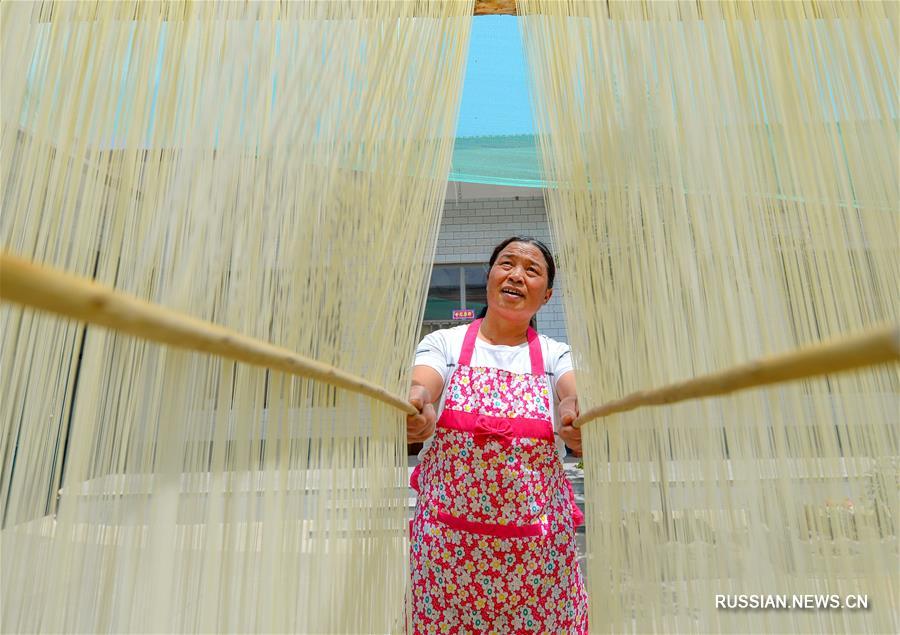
[{"x1": 452, "y1": 309, "x2": 475, "y2": 320}]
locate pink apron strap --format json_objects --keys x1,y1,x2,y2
[
  {"x1": 526, "y1": 326, "x2": 544, "y2": 376},
  {"x1": 460, "y1": 319, "x2": 546, "y2": 377},
  {"x1": 457, "y1": 318, "x2": 482, "y2": 366}
]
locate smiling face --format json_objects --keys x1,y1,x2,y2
[{"x1": 486, "y1": 241, "x2": 553, "y2": 324}]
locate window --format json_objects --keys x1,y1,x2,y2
[{"x1": 421, "y1": 264, "x2": 489, "y2": 336}]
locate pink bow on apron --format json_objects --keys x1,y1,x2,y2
[{"x1": 409, "y1": 319, "x2": 588, "y2": 633}]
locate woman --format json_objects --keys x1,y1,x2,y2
[{"x1": 406, "y1": 237, "x2": 588, "y2": 633}]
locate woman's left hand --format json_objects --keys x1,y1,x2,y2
[{"x1": 558, "y1": 395, "x2": 582, "y2": 456}]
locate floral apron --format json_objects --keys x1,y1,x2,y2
[{"x1": 409, "y1": 319, "x2": 588, "y2": 634}]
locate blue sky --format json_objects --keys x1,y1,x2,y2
[{"x1": 455, "y1": 16, "x2": 533, "y2": 138}]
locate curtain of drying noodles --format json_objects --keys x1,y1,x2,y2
[
  {"x1": 520, "y1": 1, "x2": 897, "y2": 632},
  {"x1": 0, "y1": 1, "x2": 471, "y2": 631}
]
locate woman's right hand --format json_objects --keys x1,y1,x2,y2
[{"x1": 407, "y1": 384, "x2": 437, "y2": 442}]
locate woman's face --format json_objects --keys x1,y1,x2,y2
[{"x1": 486, "y1": 242, "x2": 553, "y2": 324}]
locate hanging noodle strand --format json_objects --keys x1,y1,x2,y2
[{"x1": 520, "y1": 0, "x2": 898, "y2": 632}]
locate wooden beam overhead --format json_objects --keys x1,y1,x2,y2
[{"x1": 474, "y1": 0, "x2": 517, "y2": 16}]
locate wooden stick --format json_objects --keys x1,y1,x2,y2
[
  {"x1": 0, "y1": 252, "x2": 417, "y2": 416},
  {"x1": 474, "y1": 0, "x2": 517, "y2": 15},
  {"x1": 573, "y1": 325, "x2": 900, "y2": 428}
]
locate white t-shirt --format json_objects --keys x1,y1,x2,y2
[{"x1": 413, "y1": 324, "x2": 574, "y2": 460}]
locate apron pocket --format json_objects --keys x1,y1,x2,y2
[{"x1": 435, "y1": 508, "x2": 547, "y2": 538}]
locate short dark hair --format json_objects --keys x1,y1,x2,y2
[{"x1": 488, "y1": 236, "x2": 556, "y2": 289}]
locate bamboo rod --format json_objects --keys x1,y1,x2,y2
[
  {"x1": 0, "y1": 252, "x2": 417, "y2": 416},
  {"x1": 5, "y1": 251, "x2": 895, "y2": 427},
  {"x1": 573, "y1": 325, "x2": 900, "y2": 428}
]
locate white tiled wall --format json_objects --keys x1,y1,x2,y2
[{"x1": 434, "y1": 189, "x2": 568, "y2": 342}]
